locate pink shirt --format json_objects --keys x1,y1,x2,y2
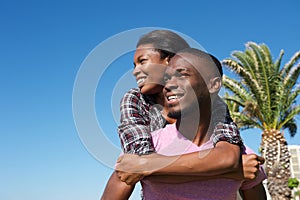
[{"x1": 141, "y1": 124, "x2": 266, "y2": 200}]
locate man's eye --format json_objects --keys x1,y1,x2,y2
[
  {"x1": 178, "y1": 73, "x2": 189, "y2": 78},
  {"x1": 140, "y1": 59, "x2": 147, "y2": 64},
  {"x1": 164, "y1": 75, "x2": 170, "y2": 82}
]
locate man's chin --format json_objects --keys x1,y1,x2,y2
[{"x1": 167, "y1": 111, "x2": 181, "y2": 119}]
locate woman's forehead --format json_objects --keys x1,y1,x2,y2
[{"x1": 134, "y1": 44, "x2": 159, "y2": 58}]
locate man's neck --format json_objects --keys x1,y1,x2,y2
[{"x1": 176, "y1": 101, "x2": 213, "y2": 146}]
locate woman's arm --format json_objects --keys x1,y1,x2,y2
[
  {"x1": 117, "y1": 141, "x2": 240, "y2": 175},
  {"x1": 129, "y1": 153, "x2": 264, "y2": 184},
  {"x1": 118, "y1": 89, "x2": 157, "y2": 154},
  {"x1": 116, "y1": 142, "x2": 265, "y2": 185},
  {"x1": 152, "y1": 141, "x2": 241, "y2": 175}
]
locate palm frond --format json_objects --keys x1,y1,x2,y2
[
  {"x1": 274, "y1": 49, "x2": 284, "y2": 73},
  {"x1": 278, "y1": 105, "x2": 300, "y2": 130},
  {"x1": 230, "y1": 111, "x2": 264, "y2": 130},
  {"x1": 247, "y1": 42, "x2": 273, "y2": 123},
  {"x1": 280, "y1": 79, "x2": 300, "y2": 118},
  {"x1": 283, "y1": 118, "x2": 297, "y2": 137},
  {"x1": 260, "y1": 44, "x2": 273, "y2": 66},
  {"x1": 280, "y1": 51, "x2": 300, "y2": 77},
  {"x1": 232, "y1": 51, "x2": 258, "y2": 81},
  {"x1": 283, "y1": 62, "x2": 300, "y2": 92},
  {"x1": 223, "y1": 42, "x2": 300, "y2": 135},
  {"x1": 223, "y1": 94, "x2": 245, "y2": 107},
  {"x1": 223, "y1": 59, "x2": 266, "y2": 110},
  {"x1": 222, "y1": 75, "x2": 252, "y2": 102}
]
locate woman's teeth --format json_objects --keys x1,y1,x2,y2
[{"x1": 137, "y1": 78, "x2": 145, "y2": 85}]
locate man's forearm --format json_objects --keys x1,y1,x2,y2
[{"x1": 101, "y1": 171, "x2": 135, "y2": 200}]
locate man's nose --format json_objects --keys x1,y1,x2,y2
[{"x1": 164, "y1": 76, "x2": 178, "y2": 91}]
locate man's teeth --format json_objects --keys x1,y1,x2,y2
[
  {"x1": 137, "y1": 78, "x2": 145, "y2": 84},
  {"x1": 168, "y1": 95, "x2": 178, "y2": 101}
]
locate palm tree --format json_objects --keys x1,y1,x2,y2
[{"x1": 222, "y1": 42, "x2": 300, "y2": 200}]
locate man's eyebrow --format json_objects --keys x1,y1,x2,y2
[{"x1": 175, "y1": 67, "x2": 191, "y2": 73}]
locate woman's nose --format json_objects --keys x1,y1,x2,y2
[{"x1": 132, "y1": 65, "x2": 140, "y2": 77}]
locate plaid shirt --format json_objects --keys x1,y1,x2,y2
[{"x1": 118, "y1": 88, "x2": 243, "y2": 155}]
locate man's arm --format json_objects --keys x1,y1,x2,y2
[
  {"x1": 240, "y1": 182, "x2": 267, "y2": 200},
  {"x1": 101, "y1": 171, "x2": 135, "y2": 200}
]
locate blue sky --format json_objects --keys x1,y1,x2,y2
[{"x1": 1, "y1": 0, "x2": 299, "y2": 199}]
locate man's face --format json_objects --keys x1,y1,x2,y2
[{"x1": 164, "y1": 53, "x2": 211, "y2": 119}]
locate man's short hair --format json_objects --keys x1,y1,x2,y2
[{"x1": 176, "y1": 48, "x2": 223, "y2": 77}]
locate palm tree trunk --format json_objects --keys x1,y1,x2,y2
[{"x1": 261, "y1": 129, "x2": 292, "y2": 200}]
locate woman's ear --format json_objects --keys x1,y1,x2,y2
[{"x1": 208, "y1": 77, "x2": 222, "y2": 94}]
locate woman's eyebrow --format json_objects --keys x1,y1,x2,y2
[{"x1": 133, "y1": 55, "x2": 142, "y2": 67}]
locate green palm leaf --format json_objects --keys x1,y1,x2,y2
[
  {"x1": 223, "y1": 42, "x2": 300, "y2": 134},
  {"x1": 223, "y1": 42, "x2": 300, "y2": 200}
]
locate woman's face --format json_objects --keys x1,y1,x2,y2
[{"x1": 133, "y1": 44, "x2": 169, "y2": 95}]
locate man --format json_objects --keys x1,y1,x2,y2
[
  {"x1": 116, "y1": 48, "x2": 267, "y2": 199},
  {"x1": 101, "y1": 31, "x2": 259, "y2": 200}
]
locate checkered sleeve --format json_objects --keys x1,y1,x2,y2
[
  {"x1": 212, "y1": 97, "x2": 244, "y2": 147},
  {"x1": 212, "y1": 121, "x2": 243, "y2": 147},
  {"x1": 118, "y1": 89, "x2": 155, "y2": 155}
]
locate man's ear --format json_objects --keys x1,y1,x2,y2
[
  {"x1": 208, "y1": 77, "x2": 222, "y2": 94},
  {"x1": 163, "y1": 56, "x2": 171, "y2": 65}
]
